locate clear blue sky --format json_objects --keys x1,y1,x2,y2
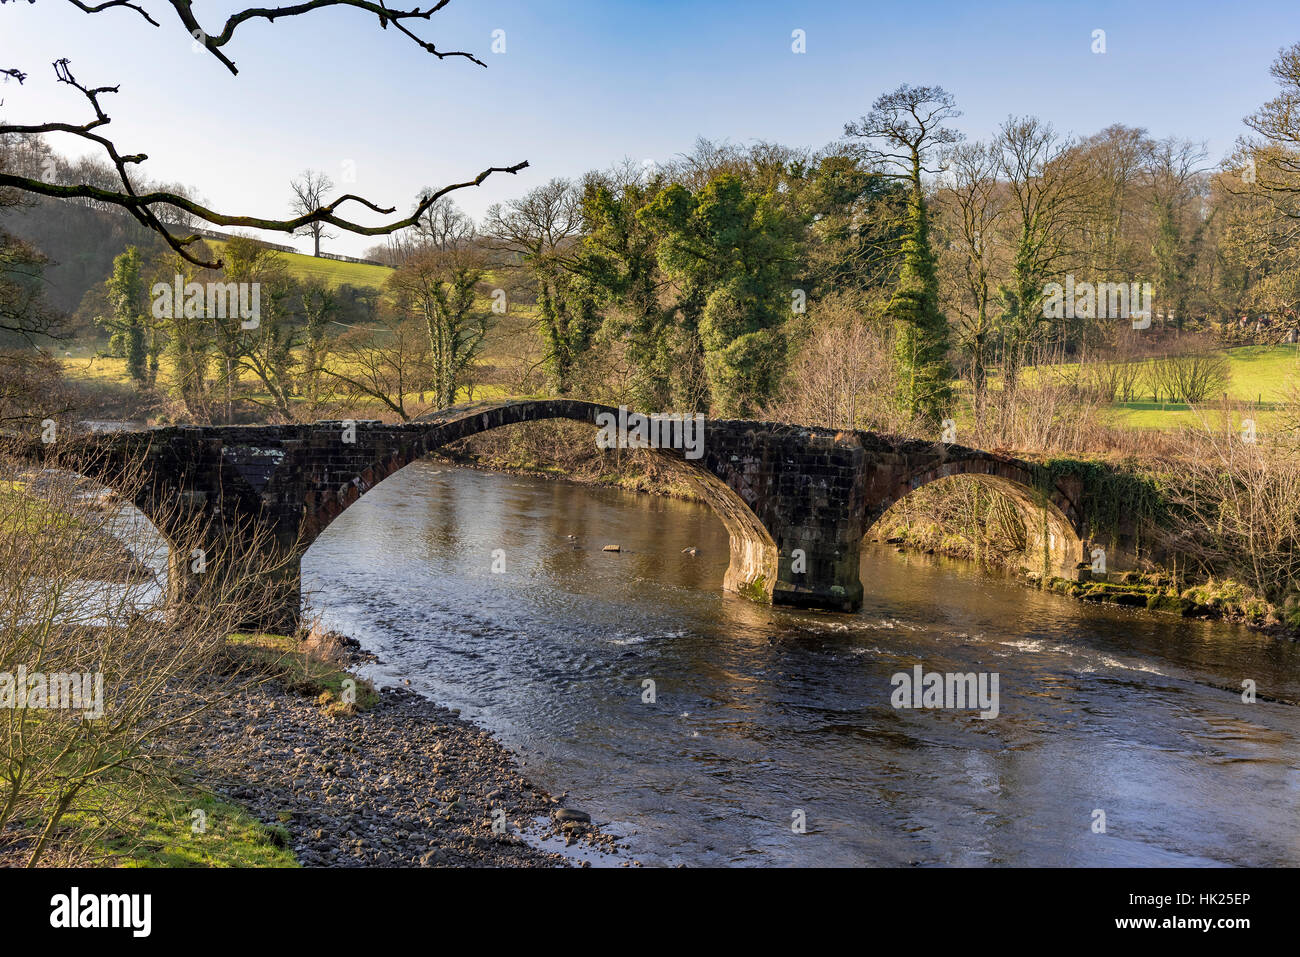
[{"x1": 4, "y1": 0, "x2": 1297, "y2": 255}]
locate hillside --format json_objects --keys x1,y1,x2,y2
[{"x1": 203, "y1": 239, "x2": 394, "y2": 290}]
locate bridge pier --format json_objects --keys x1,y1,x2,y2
[
  {"x1": 771, "y1": 542, "x2": 864, "y2": 612},
  {"x1": 165, "y1": 533, "x2": 303, "y2": 635}
]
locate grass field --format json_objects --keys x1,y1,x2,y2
[
  {"x1": 62, "y1": 321, "x2": 1295, "y2": 433},
  {"x1": 1101, "y1": 345, "x2": 1300, "y2": 429},
  {"x1": 205, "y1": 239, "x2": 394, "y2": 290},
  {"x1": 58, "y1": 345, "x2": 517, "y2": 419}
]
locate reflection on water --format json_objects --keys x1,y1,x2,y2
[{"x1": 303, "y1": 461, "x2": 1300, "y2": 867}]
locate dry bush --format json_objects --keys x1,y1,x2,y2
[
  {"x1": 979, "y1": 370, "x2": 1108, "y2": 452},
  {"x1": 0, "y1": 351, "x2": 78, "y2": 432},
  {"x1": 873, "y1": 478, "x2": 1030, "y2": 569},
  {"x1": 1143, "y1": 336, "x2": 1232, "y2": 404},
  {"x1": 766, "y1": 294, "x2": 918, "y2": 433},
  {"x1": 1159, "y1": 408, "x2": 1300, "y2": 604}
]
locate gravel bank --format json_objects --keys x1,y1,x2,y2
[{"x1": 189, "y1": 669, "x2": 630, "y2": 868}]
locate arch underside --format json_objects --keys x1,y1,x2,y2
[
  {"x1": 331, "y1": 399, "x2": 779, "y2": 600},
  {"x1": 867, "y1": 463, "x2": 1088, "y2": 579}
]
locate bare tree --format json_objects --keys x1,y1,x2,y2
[
  {"x1": 290, "y1": 170, "x2": 337, "y2": 257},
  {"x1": 321, "y1": 313, "x2": 431, "y2": 421},
  {"x1": 844, "y1": 84, "x2": 962, "y2": 190},
  {"x1": 937, "y1": 141, "x2": 1006, "y2": 425},
  {"x1": 413, "y1": 194, "x2": 476, "y2": 252},
  {"x1": 765, "y1": 294, "x2": 903, "y2": 433},
  {"x1": 483, "y1": 179, "x2": 593, "y2": 393},
  {"x1": 1144, "y1": 138, "x2": 1210, "y2": 326},
  {"x1": 996, "y1": 115, "x2": 1093, "y2": 385}
]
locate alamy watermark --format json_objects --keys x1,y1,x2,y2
[
  {"x1": 1042, "y1": 276, "x2": 1152, "y2": 329},
  {"x1": 890, "y1": 664, "x2": 999, "y2": 719},
  {"x1": 595, "y1": 406, "x2": 705, "y2": 460},
  {"x1": 0, "y1": 666, "x2": 104, "y2": 718},
  {"x1": 152, "y1": 275, "x2": 261, "y2": 329}
]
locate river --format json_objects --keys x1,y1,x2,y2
[{"x1": 301, "y1": 461, "x2": 1300, "y2": 867}]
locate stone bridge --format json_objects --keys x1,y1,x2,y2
[{"x1": 27, "y1": 398, "x2": 1096, "y2": 630}]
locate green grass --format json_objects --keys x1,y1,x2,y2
[
  {"x1": 205, "y1": 239, "x2": 394, "y2": 290},
  {"x1": 1112, "y1": 344, "x2": 1299, "y2": 421},
  {"x1": 1220, "y1": 343, "x2": 1300, "y2": 400},
  {"x1": 1103, "y1": 402, "x2": 1284, "y2": 431},
  {"x1": 0, "y1": 480, "x2": 88, "y2": 535},
  {"x1": 1026, "y1": 344, "x2": 1300, "y2": 431},
  {"x1": 64, "y1": 789, "x2": 299, "y2": 867},
  {"x1": 227, "y1": 632, "x2": 378, "y2": 711}
]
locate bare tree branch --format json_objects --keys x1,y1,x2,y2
[
  {"x1": 64, "y1": 0, "x2": 160, "y2": 26},
  {"x1": 0, "y1": 58, "x2": 528, "y2": 268},
  {"x1": 41, "y1": 0, "x2": 482, "y2": 74}
]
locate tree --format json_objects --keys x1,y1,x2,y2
[
  {"x1": 387, "y1": 247, "x2": 490, "y2": 409},
  {"x1": 484, "y1": 179, "x2": 596, "y2": 395},
  {"x1": 1073, "y1": 125, "x2": 1151, "y2": 282},
  {"x1": 575, "y1": 167, "x2": 676, "y2": 407},
  {"x1": 640, "y1": 173, "x2": 801, "y2": 416},
  {"x1": 102, "y1": 246, "x2": 149, "y2": 386},
  {"x1": 414, "y1": 194, "x2": 476, "y2": 252},
  {"x1": 801, "y1": 148, "x2": 908, "y2": 300},
  {"x1": 936, "y1": 141, "x2": 1006, "y2": 426},
  {"x1": 995, "y1": 115, "x2": 1092, "y2": 386},
  {"x1": 219, "y1": 237, "x2": 296, "y2": 421},
  {"x1": 154, "y1": 249, "x2": 215, "y2": 418},
  {"x1": 1144, "y1": 138, "x2": 1209, "y2": 327},
  {"x1": 290, "y1": 170, "x2": 337, "y2": 257},
  {"x1": 0, "y1": 134, "x2": 66, "y2": 344},
  {"x1": 765, "y1": 292, "x2": 899, "y2": 432},
  {"x1": 322, "y1": 313, "x2": 431, "y2": 421},
  {"x1": 1222, "y1": 42, "x2": 1300, "y2": 318},
  {"x1": 298, "y1": 279, "x2": 336, "y2": 410},
  {"x1": 845, "y1": 84, "x2": 961, "y2": 426}
]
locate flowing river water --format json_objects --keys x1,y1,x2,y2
[{"x1": 300, "y1": 461, "x2": 1300, "y2": 867}]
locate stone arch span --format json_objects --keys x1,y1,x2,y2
[
  {"x1": 299, "y1": 398, "x2": 778, "y2": 614},
  {"x1": 862, "y1": 448, "x2": 1089, "y2": 579}
]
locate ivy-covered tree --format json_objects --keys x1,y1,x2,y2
[
  {"x1": 640, "y1": 173, "x2": 801, "y2": 416},
  {"x1": 102, "y1": 246, "x2": 149, "y2": 386},
  {"x1": 576, "y1": 169, "x2": 676, "y2": 407},
  {"x1": 845, "y1": 84, "x2": 960, "y2": 426}
]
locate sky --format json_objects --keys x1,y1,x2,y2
[{"x1": 3, "y1": 0, "x2": 1297, "y2": 256}]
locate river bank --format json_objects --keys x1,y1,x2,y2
[{"x1": 186, "y1": 635, "x2": 631, "y2": 868}]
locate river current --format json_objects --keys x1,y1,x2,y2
[{"x1": 301, "y1": 461, "x2": 1300, "y2": 867}]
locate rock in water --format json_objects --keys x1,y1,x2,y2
[
  {"x1": 554, "y1": 808, "x2": 591, "y2": 824},
  {"x1": 602, "y1": 544, "x2": 621, "y2": 552}
]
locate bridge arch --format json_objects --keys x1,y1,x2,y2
[
  {"x1": 299, "y1": 398, "x2": 778, "y2": 609},
  {"x1": 863, "y1": 451, "x2": 1088, "y2": 579}
]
